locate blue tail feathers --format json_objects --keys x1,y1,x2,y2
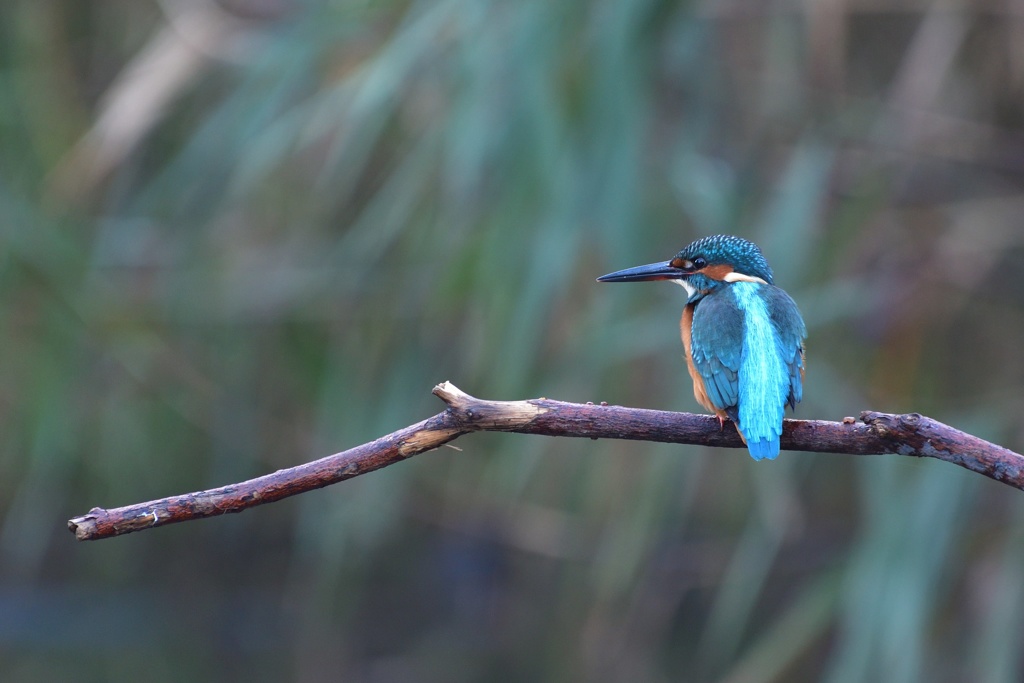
[{"x1": 745, "y1": 436, "x2": 780, "y2": 461}]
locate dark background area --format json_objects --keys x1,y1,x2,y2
[{"x1": 3, "y1": 0, "x2": 1024, "y2": 681}]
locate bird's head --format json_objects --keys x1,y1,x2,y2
[{"x1": 597, "y1": 234, "x2": 774, "y2": 303}]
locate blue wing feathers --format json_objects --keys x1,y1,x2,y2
[
  {"x1": 707, "y1": 367, "x2": 737, "y2": 411},
  {"x1": 690, "y1": 294, "x2": 743, "y2": 415},
  {"x1": 766, "y1": 286, "x2": 806, "y2": 411}
]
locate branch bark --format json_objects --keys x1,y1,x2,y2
[{"x1": 68, "y1": 382, "x2": 1024, "y2": 541}]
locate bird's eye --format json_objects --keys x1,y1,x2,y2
[{"x1": 692, "y1": 257, "x2": 707, "y2": 269}]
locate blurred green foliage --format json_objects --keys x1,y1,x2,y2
[{"x1": 3, "y1": 0, "x2": 1024, "y2": 680}]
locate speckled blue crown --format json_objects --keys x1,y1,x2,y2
[{"x1": 676, "y1": 235, "x2": 774, "y2": 284}]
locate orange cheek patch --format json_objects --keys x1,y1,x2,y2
[{"x1": 701, "y1": 264, "x2": 735, "y2": 281}]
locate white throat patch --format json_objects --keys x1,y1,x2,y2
[{"x1": 672, "y1": 279, "x2": 698, "y2": 300}]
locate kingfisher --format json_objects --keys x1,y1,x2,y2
[{"x1": 597, "y1": 234, "x2": 806, "y2": 461}]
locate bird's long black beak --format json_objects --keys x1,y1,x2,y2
[{"x1": 596, "y1": 260, "x2": 684, "y2": 283}]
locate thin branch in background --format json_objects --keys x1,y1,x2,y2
[{"x1": 67, "y1": 382, "x2": 1024, "y2": 542}]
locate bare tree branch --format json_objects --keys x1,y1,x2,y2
[{"x1": 67, "y1": 381, "x2": 1024, "y2": 541}]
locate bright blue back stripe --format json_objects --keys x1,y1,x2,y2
[{"x1": 730, "y1": 282, "x2": 789, "y2": 460}]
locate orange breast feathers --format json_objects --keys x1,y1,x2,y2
[{"x1": 680, "y1": 304, "x2": 729, "y2": 420}]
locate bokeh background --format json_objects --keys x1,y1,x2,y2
[{"x1": 4, "y1": 0, "x2": 1024, "y2": 681}]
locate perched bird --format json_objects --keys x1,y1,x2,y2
[{"x1": 597, "y1": 234, "x2": 806, "y2": 461}]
